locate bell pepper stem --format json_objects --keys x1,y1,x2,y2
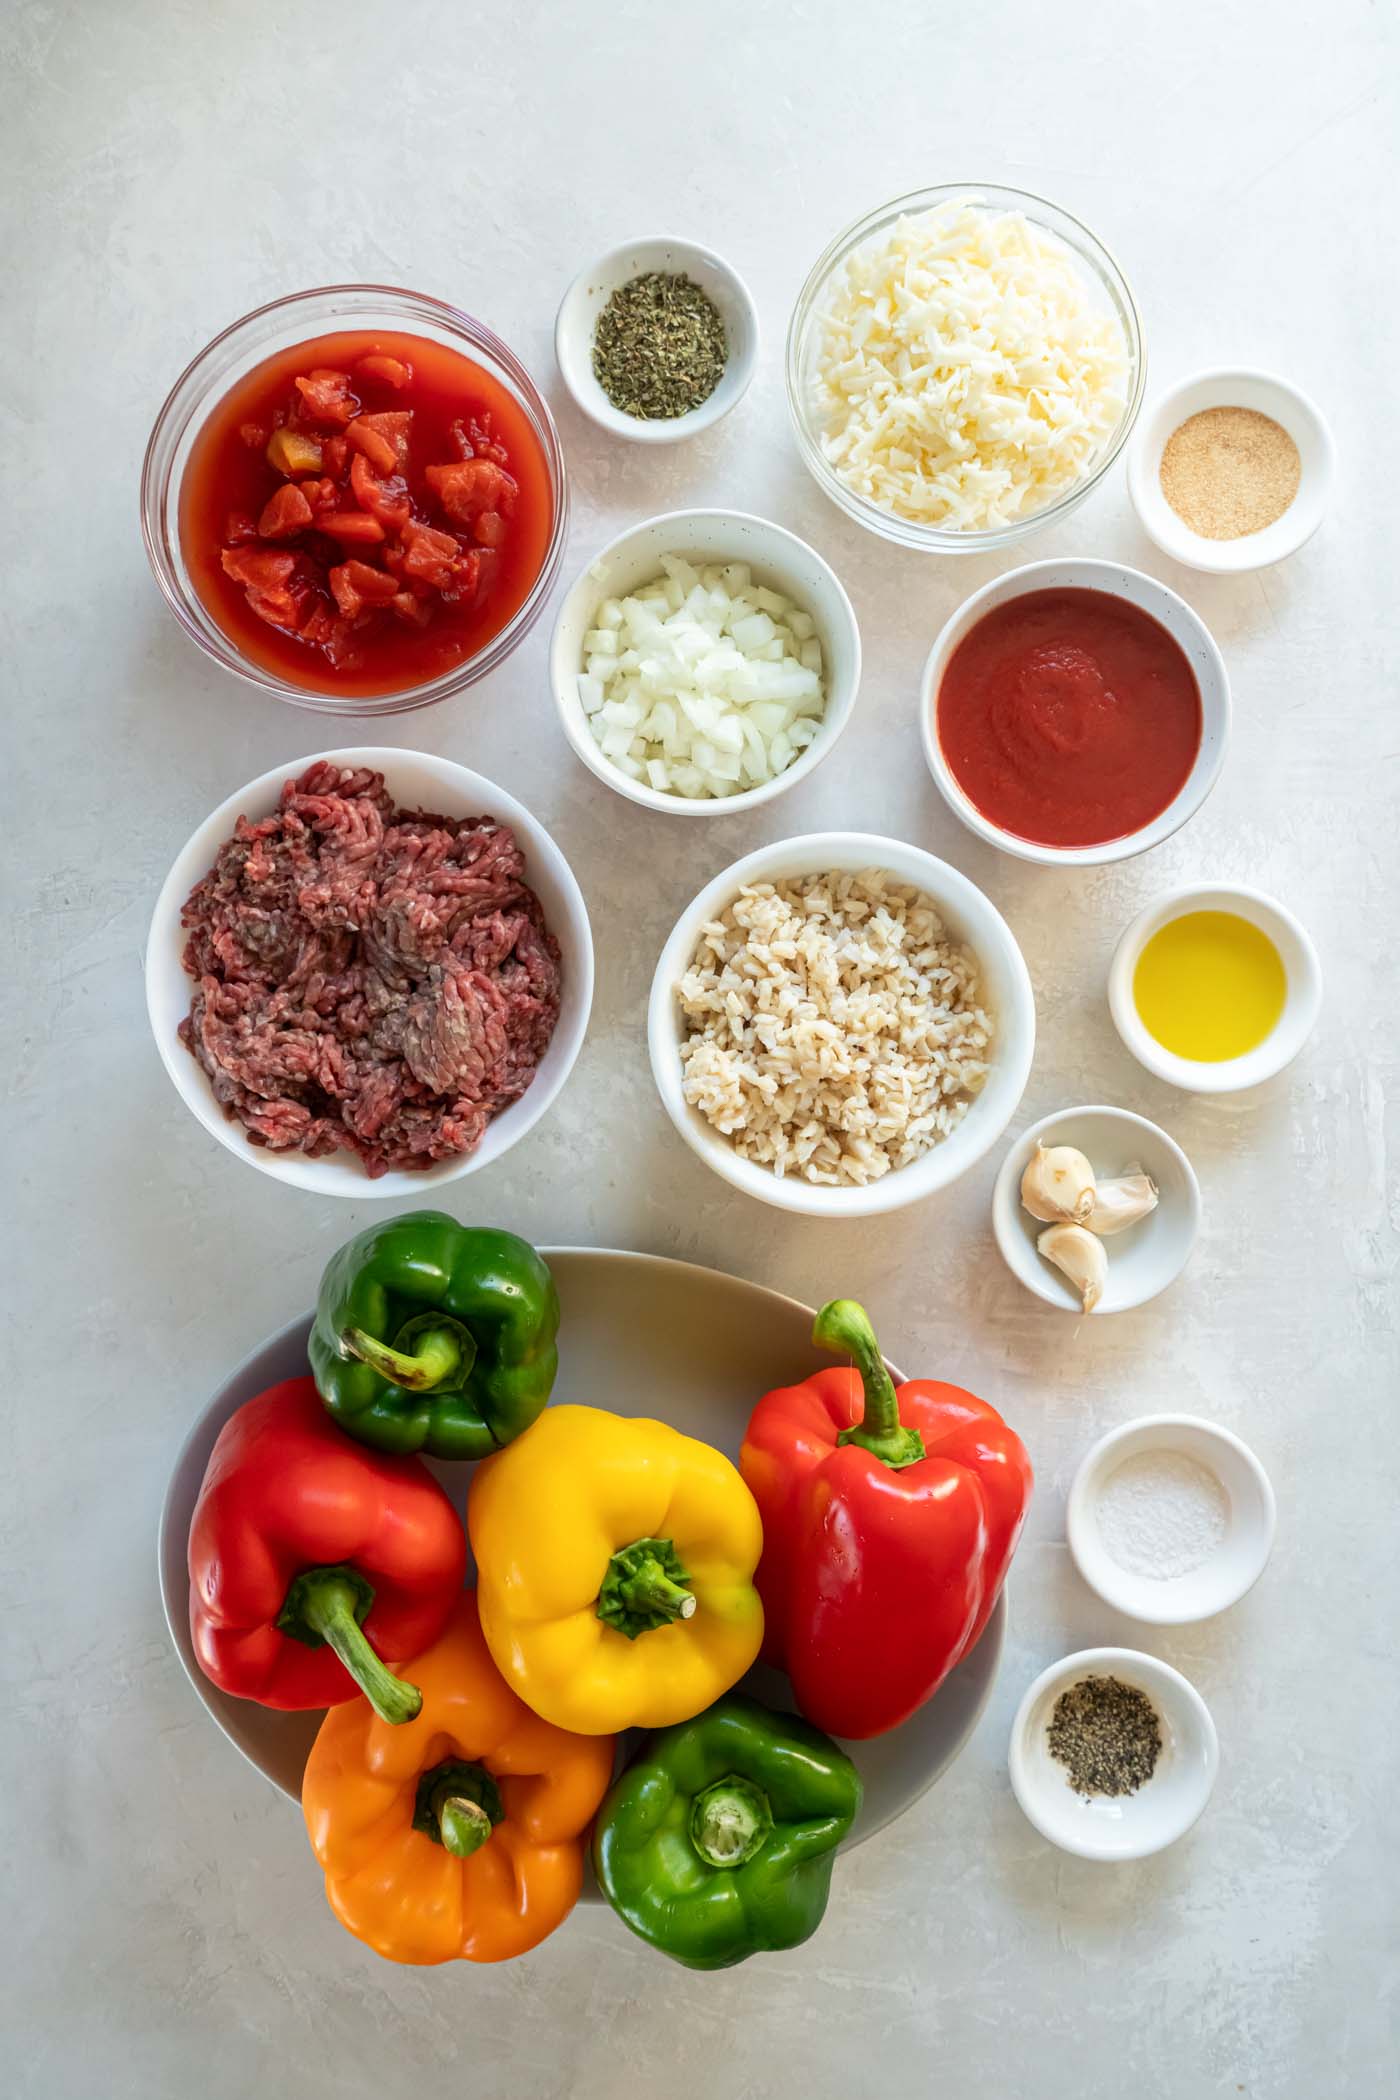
[
  {"x1": 596, "y1": 1538, "x2": 696, "y2": 1638},
  {"x1": 815, "y1": 1299, "x2": 926, "y2": 1471},
  {"x1": 413, "y1": 1760, "x2": 505, "y2": 1854},
  {"x1": 690, "y1": 1775, "x2": 774, "y2": 1868},
  {"x1": 433, "y1": 1790, "x2": 493, "y2": 1859},
  {"x1": 339, "y1": 1312, "x2": 476, "y2": 1394},
  {"x1": 619, "y1": 1560, "x2": 696, "y2": 1621},
  {"x1": 278, "y1": 1568, "x2": 422, "y2": 1726}
]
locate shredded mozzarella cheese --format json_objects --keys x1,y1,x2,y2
[{"x1": 811, "y1": 198, "x2": 1129, "y2": 530}]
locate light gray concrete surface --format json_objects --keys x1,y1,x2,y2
[{"x1": 4, "y1": 3, "x2": 1397, "y2": 2094}]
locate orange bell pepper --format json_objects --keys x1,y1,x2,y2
[{"x1": 302, "y1": 1592, "x2": 615, "y2": 1964}]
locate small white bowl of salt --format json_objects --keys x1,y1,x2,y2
[{"x1": 1068, "y1": 1415, "x2": 1276, "y2": 1625}]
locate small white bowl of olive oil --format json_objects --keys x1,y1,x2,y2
[{"x1": 1108, "y1": 884, "x2": 1322, "y2": 1093}]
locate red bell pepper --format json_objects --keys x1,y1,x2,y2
[
  {"x1": 188, "y1": 1377, "x2": 466, "y2": 1725},
  {"x1": 740, "y1": 1300, "x2": 1032, "y2": 1741}
]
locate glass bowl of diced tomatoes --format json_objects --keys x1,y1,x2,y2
[{"x1": 142, "y1": 286, "x2": 569, "y2": 713}]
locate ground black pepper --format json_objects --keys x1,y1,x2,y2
[
  {"x1": 1046, "y1": 1674, "x2": 1162, "y2": 1798},
  {"x1": 593, "y1": 271, "x2": 727, "y2": 420}
]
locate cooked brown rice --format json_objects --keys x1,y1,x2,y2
[{"x1": 676, "y1": 868, "x2": 993, "y2": 1186}]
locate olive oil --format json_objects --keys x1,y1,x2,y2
[{"x1": 1133, "y1": 910, "x2": 1286, "y2": 1062}]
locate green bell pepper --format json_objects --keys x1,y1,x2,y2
[
  {"x1": 592, "y1": 1693, "x2": 861, "y2": 1969},
  {"x1": 308, "y1": 1212, "x2": 558, "y2": 1460}
]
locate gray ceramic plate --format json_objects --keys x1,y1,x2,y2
[{"x1": 158, "y1": 1248, "x2": 1005, "y2": 1867}]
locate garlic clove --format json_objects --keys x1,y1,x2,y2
[
  {"x1": 1020, "y1": 1142, "x2": 1096, "y2": 1225},
  {"x1": 1037, "y1": 1223, "x2": 1108, "y2": 1313},
  {"x1": 1085, "y1": 1173, "x2": 1159, "y2": 1238}
]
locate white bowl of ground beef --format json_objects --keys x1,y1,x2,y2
[
  {"x1": 647, "y1": 833, "x2": 1035, "y2": 1217},
  {"x1": 146, "y1": 748, "x2": 593, "y2": 1197}
]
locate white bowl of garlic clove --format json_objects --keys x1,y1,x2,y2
[{"x1": 991, "y1": 1105, "x2": 1200, "y2": 1315}]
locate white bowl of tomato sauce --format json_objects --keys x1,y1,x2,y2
[
  {"x1": 141, "y1": 286, "x2": 568, "y2": 714},
  {"x1": 919, "y1": 559, "x2": 1229, "y2": 867}
]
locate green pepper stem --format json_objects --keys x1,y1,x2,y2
[
  {"x1": 690, "y1": 1775, "x2": 773, "y2": 1868},
  {"x1": 340, "y1": 1312, "x2": 474, "y2": 1393},
  {"x1": 284, "y1": 1570, "x2": 422, "y2": 1726},
  {"x1": 815, "y1": 1299, "x2": 926, "y2": 1472},
  {"x1": 432, "y1": 1789, "x2": 493, "y2": 1858}
]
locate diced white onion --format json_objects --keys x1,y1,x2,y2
[{"x1": 580, "y1": 562, "x2": 828, "y2": 799}]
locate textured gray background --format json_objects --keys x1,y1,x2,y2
[{"x1": 4, "y1": 1, "x2": 1397, "y2": 2094}]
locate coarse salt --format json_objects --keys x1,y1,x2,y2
[{"x1": 1095, "y1": 1449, "x2": 1229, "y2": 1581}]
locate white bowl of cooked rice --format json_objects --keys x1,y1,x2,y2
[{"x1": 647, "y1": 834, "x2": 1035, "y2": 1216}]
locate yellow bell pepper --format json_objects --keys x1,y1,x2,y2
[{"x1": 468, "y1": 1404, "x2": 764, "y2": 1735}]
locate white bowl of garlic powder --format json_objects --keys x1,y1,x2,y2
[{"x1": 1068, "y1": 1415, "x2": 1277, "y2": 1625}]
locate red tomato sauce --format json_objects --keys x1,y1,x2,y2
[
  {"x1": 180, "y1": 330, "x2": 554, "y2": 698},
  {"x1": 936, "y1": 589, "x2": 1202, "y2": 848}
]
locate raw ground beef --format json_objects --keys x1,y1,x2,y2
[{"x1": 178, "y1": 762, "x2": 562, "y2": 1176}]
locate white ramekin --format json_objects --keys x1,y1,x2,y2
[
  {"x1": 991, "y1": 1105, "x2": 1200, "y2": 1315},
  {"x1": 1067, "y1": 1415, "x2": 1276, "y2": 1625},
  {"x1": 1009, "y1": 1647, "x2": 1218, "y2": 1861},
  {"x1": 555, "y1": 236, "x2": 758, "y2": 443},
  {"x1": 1127, "y1": 368, "x2": 1334, "y2": 574},
  {"x1": 1108, "y1": 883, "x2": 1321, "y2": 1093}
]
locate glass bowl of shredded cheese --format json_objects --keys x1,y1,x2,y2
[{"x1": 787, "y1": 185, "x2": 1145, "y2": 552}]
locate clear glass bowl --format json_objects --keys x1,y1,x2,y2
[
  {"x1": 141, "y1": 285, "x2": 569, "y2": 715},
  {"x1": 785, "y1": 184, "x2": 1146, "y2": 555}
]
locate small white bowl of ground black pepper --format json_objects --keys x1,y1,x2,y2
[
  {"x1": 1128, "y1": 368, "x2": 1335, "y2": 573},
  {"x1": 555, "y1": 236, "x2": 759, "y2": 443},
  {"x1": 1009, "y1": 1648, "x2": 1219, "y2": 1861}
]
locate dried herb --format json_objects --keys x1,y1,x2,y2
[
  {"x1": 1047, "y1": 1674, "x2": 1162, "y2": 1798},
  {"x1": 593, "y1": 272, "x2": 727, "y2": 420}
]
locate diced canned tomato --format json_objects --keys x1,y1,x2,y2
[
  {"x1": 294, "y1": 368, "x2": 358, "y2": 425},
  {"x1": 356, "y1": 410, "x2": 413, "y2": 466},
  {"x1": 391, "y1": 589, "x2": 434, "y2": 626},
  {"x1": 349, "y1": 451, "x2": 412, "y2": 529},
  {"x1": 346, "y1": 417, "x2": 398, "y2": 477},
  {"x1": 182, "y1": 328, "x2": 551, "y2": 693},
  {"x1": 319, "y1": 511, "x2": 386, "y2": 545},
  {"x1": 425, "y1": 459, "x2": 518, "y2": 526},
  {"x1": 343, "y1": 560, "x2": 399, "y2": 604},
  {"x1": 333, "y1": 558, "x2": 405, "y2": 613},
  {"x1": 400, "y1": 518, "x2": 463, "y2": 590},
  {"x1": 355, "y1": 354, "x2": 412, "y2": 389},
  {"x1": 220, "y1": 547, "x2": 316, "y2": 631},
  {"x1": 258, "y1": 484, "x2": 315, "y2": 538}
]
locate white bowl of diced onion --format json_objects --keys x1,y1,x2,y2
[{"x1": 548, "y1": 509, "x2": 861, "y2": 813}]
